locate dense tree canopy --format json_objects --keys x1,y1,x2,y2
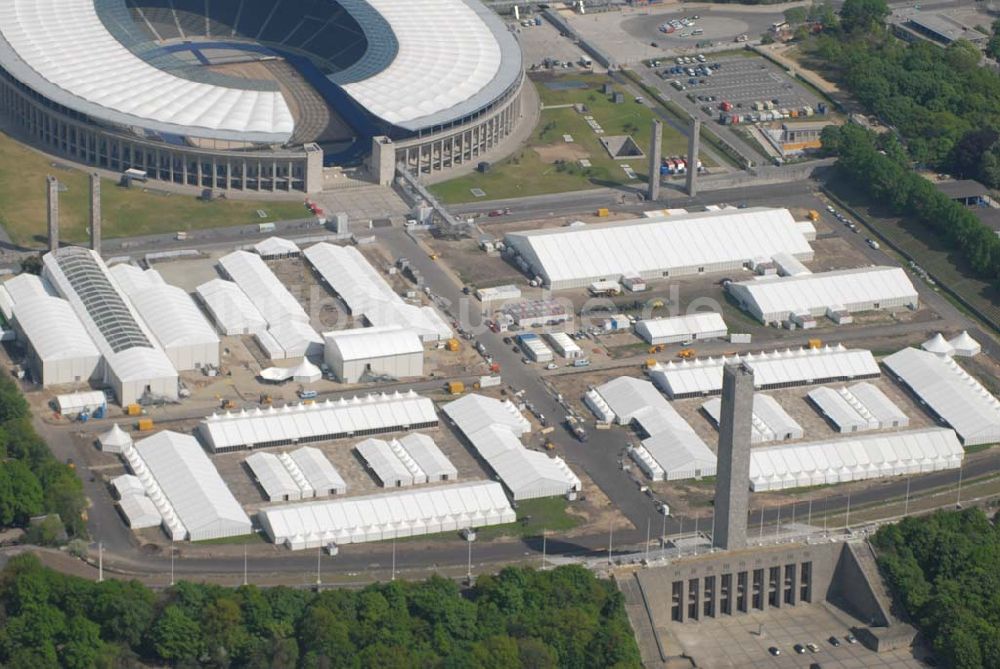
[
  {"x1": 0, "y1": 555, "x2": 641, "y2": 668},
  {"x1": 874, "y1": 509, "x2": 1000, "y2": 669},
  {"x1": 0, "y1": 375, "x2": 85, "y2": 537}
]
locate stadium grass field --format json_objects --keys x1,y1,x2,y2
[
  {"x1": 430, "y1": 73, "x2": 709, "y2": 204},
  {"x1": 0, "y1": 131, "x2": 308, "y2": 247}
]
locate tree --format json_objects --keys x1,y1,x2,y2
[
  {"x1": 59, "y1": 616, "x2": 103, "y2": 669},
  {"x1": 150, "y1": 605, "x2": 202, "y2": 663},
  {"x1": 784, "y1": 7, "x2": 808, "y2": 25},
  {"x1": 839, "y1": 0, "x2": 889, "y2": 33},
  {"x1": 0, "y1": 461, "x2": 43, "y2": 528}
]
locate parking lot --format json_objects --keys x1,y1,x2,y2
[
  {"x1": 670, "y1": 603, "x2": 928, "y2": 668},
  {"x1": 654, "y1": 54, "x2": 823, "y2": 114}
]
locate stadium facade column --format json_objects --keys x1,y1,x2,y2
[{"x1": 371, "y1": 136, "x2": 395, "y2": 186}]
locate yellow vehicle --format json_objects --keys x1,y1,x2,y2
[
  {"x1": 429, "y1": 253, "x2": 438, "y2": 260},
  {"x1": 596, "y1": 207, "x2": 609, "y2": 217},
  {"x1": 807, "y1": 209, "x2": 820, "y2": 222},
  {"x1": 445, "y1": 338, "x2": 460, "y2": 352},
  {"x1": 447, "y1": 381, "x2": 465, "y2": 395},
  {"x1": 125, "y1": 403, "x2": 142, "y2": 416},
  {"x1": 677, "y1": 348, "x2": 696, "y2": 359},
  {"x1": 543, "y1": 440, "x2": 556, "y2": 451},
  {"x1": 646, "y1": 358, "x2": 658, "y2": 369},
  {"x1": 808, "y1": 338, "x2": 823, "y2": 349},
  {"x1": 221, "y1": 399, "x2": 237, "y2": 410},
  {"x1": 259, "y1": 394, "x2": 273, "y2": 405},
  {"x1": 648, "y1": 344, "x2": 665, "y2": 354},
  {"x1": 650, "y1": 299, "x2": 664, "y2": 309},
  {"x1": 137, "y1": 418, "x2": 155, "y2": 432}
]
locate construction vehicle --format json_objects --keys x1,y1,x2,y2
[
  {"x1": 596, "y1": 207, "x2": 609, "y2": 217},
  {"x1": 447, "y1": 381, "x2": 465, "y2": 395},
  {"x1": 648, "y1": 344, "x2": 666, "y2": 354},
  {"x1": 137, "y1": 418, "x2": 155, "y2": 432},
  {"x1": 445, "y1": 338, "x2": 460, "y2": 352},
  {"x1": 543, "y1": 440, "x2": 556, "y2": 451},
  {"x1": 807, "y1": 209, "x2": 820, "y2": 222},
  {"x1": 646, "y1": 358, "x2": 658, "y2": 369},
  {"x1": 677, "y1": 348, "x2": 696, "y2": 359},
  {"x1": 650, "y1": 299, "x2": 664, "y2": 309},
  {"x1": 125, "y1": 403, "x2": 142, "y2": 416},
  {"x1": 221, "y1": 399, "x2": 237, "y2": 410},
  {"x1": 808, "y1": 338, "x2": 822, "y2": 349},
  {"x1": 429, "y1": 253, "x2": 438, "y2": 260},
  {"x1": 259, "y1": 394, "x2": 273, "y2": 405},
  {"x1": 565, "y1": 416, "x2": 589, "y2": 442}
]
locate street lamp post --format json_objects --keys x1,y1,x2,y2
[{"x1": 98, "y1": 542, "x2": 103, "y2": 583}]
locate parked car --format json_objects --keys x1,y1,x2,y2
[
  {"x1": 846, "y1": 633, "x2": 857, "y2": 644},
  {"x1": 807, "y1": 642, "x2": 819, "y2": 653},
  {"x1": 794, "y1": 644, "x2": 806, "y2": 655},
  {"x1": 828, "y1": 636, "x2": 841, "y2": 647},
  {"x1": 768, "y1": 647, "x2": 781, "y2": 656}
]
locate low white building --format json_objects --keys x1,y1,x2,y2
[
  {"x1": 253, "y1": 236, "x2": 300, "y2": 259},
  {"x1": 546, "y1": 331, "x2": 582, "y2": 359},
  {"x1": 285, "y1": 447, "x2": 347, "y2": 497},
  {"x1": 118, "y1": 495, "x2": 162, "y2": 529},
  {"x1": 726, "y1": 266, "x2": 918, "y2": 325},
  {"x1": 356, "y1": 437, "x2": 418, "y2": 488},
  {"x1": 476, "y1": 284, "x2": 521, "y2": 303},
  {"x1": 246, "y1": 451, "x2": 304, "y2": 502},
  {"x1": 517, "y1": 333, "x2": 554, "y2": 363},
  {"x1": 324, "y1": 325, "x2": 424, "y2": 383},
  {"x1": 56, "y1": 390, "x2": 107, "y2": 417},
  {"x1": 635, "y1": 313, "x2": 728, "y2": 345},
  {"x1": 196, "y1": 279, "x2": 268, "y2": 336}
]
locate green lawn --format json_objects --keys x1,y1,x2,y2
[
  {"x1": 475, "y1": 497, "x2": 582, "y2": 541},
  {"x1": 431, "y1": 73, "x2": 704, "y2": 204},
  {"x1": 0, "y1": 131, "x2": 310, "y2": 246},
  {"x1": 192, "y1": 531, "x2": 267, "y2": 545}
]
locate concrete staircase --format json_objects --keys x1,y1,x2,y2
[{"x1": 850, "y1": 542, "x2": 895, "y2": 625}]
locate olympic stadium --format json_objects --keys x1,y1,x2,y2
[{"x1": 0, "y1": 0, "x2": 524, "y2": 193}]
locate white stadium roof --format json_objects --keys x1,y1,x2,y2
[
  {"x1": 196, "y1": 278, "x2": 268, "y2": 336},
  {"x1": 0, "y1": 0, "x2": 293, "y2": 142},
  {"x1": 304, "y1": 243, "x2": 451, "y2": 341},
  {"x1": 650, "y1": 345, "x2": 880, "y2": 398},
  {"x1": 200, "y1": 390, "x2": 438, "y2": 452},
  {"x1": 635, "y1": 313, "x2": 728, "y2": 344},
  {"x1": 259, "y1": 480, "x2": 516, "y2": 550},
  {"x1": 702, "y1": 394, "x2": 803, "y2": 443},
  {"x1": 749, "y1": 428, "x2": 964, "y2": 492},
  {"x1": 132, "y1": 431, "x2": 251, "y2": 541},
  {"x1": 883, "y1": 347, "x2": 1000, "y2": 446},
  {"x1": 504, "y1": 208, "x2": 813, "y2": 288},
  {"x1": 325, "y1": 325, "x2": 423, "y2": 361},
  {"x1": 726, "y1": 266, "x2": 918, "y2": 322},
  {"x1": 590, "y1": 377, "x2": 716, "y2": 481},
  {"x1": 338, "y1": 0, "x2": 521, "y2": 130},
  {"x1": 443, "y1": 394, "x2": 580, "y2": 500},
  {"x1": 218, "y1": 251, "x2": 309, "y2": 326}
]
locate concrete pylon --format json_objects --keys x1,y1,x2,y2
[
  {"x1": 647, "y1": 119, "x2": 662, "y2": 201},
  {"x1": 46, "y1": 175, "x2": 59, "y2": 253},
  {"x1": 686, "y1": 118, "x2": 701, "y2": 197},
  {"x1": 90, "y1": 173, "x2": 101, "y2": 255},
  {"x1": 713, "y1": 362, "x2": 754, "y2": 551}
]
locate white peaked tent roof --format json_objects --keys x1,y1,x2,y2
[
  {"x1": 218, "y1": 251, "x2": 309, "y2": 326},
  {"x1": 356, "y1": 438, "x2": 417, "y2": 486},
  {"x1": 649, "y1": 344, "x2": 880, "y2": 397},
  {"x1": 398, "y1": 433, "x2": 458, "y2": 480},
  {"x1": 948, "y1": 331, "x2": 981, "y2": 357},
  {"x1": 726, "y1": 266, "x2": 918, "y2": 317},
  {"x1": 196, "y1": 278, "x2": 268, "y2": 335},
  {"x1": 884, "y1": 348, "x2": 1000, "y2": 446},
  {"x1": 748, "y1": 428, "x2": 964, "y2": 491},
  {"x1": 442, "y1": 394, "x2": 532, "y2": 437},
  {"x1": 702, "y1": 394, "x2": 802, "y2": 443},
  {"x1": 200, "y1": 391, "x2": 437, "y2": 451},
  {"x1": 292, "y1": 358, "x2": 322, "y2": 383},
  {"x1": 0, "y1": 0, "x2": 294, "y2": 141},
  {"x1": 503, "y1": 207, "x2": 812, "y2": 285},
  {"x1": 3, "y1": 273, "x2": 52, "y2": 304},
  {"x1": 921, "y1": 333, "x2": 954, "y2": 356},
  {"x1": 246, "y1": 452, "x2": 303, "y2": 501},
  {"x1": 13, "y1": 294, "x2": 99, "y2": 362},
  {"x1": 258, "y1": 481, "x2": 516, "y2": 548},
  {"x1": 118, "y1": 494, "x2": 162, "y2": 529},
  {"x1": 100, "y1": 423, "x2": 133, "y2": 450},
  {"x1": 253, "y1": 237, "x2": 300, "y2": 258},
  {"x1": 304, "y1": 243, "x2": 451, "y2": 340},
  {"x1": 325, "y1": 325, "x2": 424, "y2": 361},
  {"x1": 134, "y1": 431, "x2": 251, "y2": 538},
  {"x1": 110, "y1": 474, "x2": 145, "y2": 498},
  {"x1": 287, "y1": 447, "x2": 346, "y2": 494},
  {"x1": 635, "y1": 313, "x2": 728, "y2": 342}
]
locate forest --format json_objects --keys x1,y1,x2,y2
[
  {"x1": 874, "y1": 508, "x2": 1000, "y2": 669},
  {"x1": 0, "y1": 373, "x2": 86, "y2": 539},
  {"x1": 0, "y1": 555, "x2": 641, "y2": 668}
]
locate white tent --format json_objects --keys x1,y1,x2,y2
[
  {"x1": 292, "y1": 358, "x2": 322, "y2": 383},
  {"x1": 702, "y1": 394, "x2": 803, "y2": 443},
  {"x1": 749, "y1": 428, "x2": 963, "y2": 491},
  {"x1": 635, "y1": 313, "x2": 728, "y2": 345},
  {"x1": 196, "y1": 278, "x2": 268, "y2": 336},
  {"x1": 200, "y1": 390, "x2": 438, "y2": 452},
  {"x1": 99, "y1": 423, "x2": 133, "y2": 453},
  {"x1": 110, "y1": 473, "x2": 144, "y2": 499},
  {"x1": 948, "y1": 331, "x2": 981, "y2": 357},
  {"x1": 356, "y1": 437, "x2": 418, "y2": 487},
  {"x1": 118, "y1": 494, "x2": 162, "y2": 529},
  {"x1": 884, "y1": 348, "x2": 1000, "y2": 446},
  {"x1": 442, "y1": 394, "x2": 580, "y2": 499},
  {"x1": 246, "y1": 451, "x2": 304, "y2": 501},
  {"x1": 258, "y1": 481, "x2": 516, "y2": 549},
  {"x1": 217, "y1": 251, "x2": 309, "y2": 325},
  {"x1": 397, "y1": 433, "x2": 458, "y2": 482},
  {"x1": 56, "y1": 390, "x2": 107, "y2": 417},
  {"x1": 921, "y1": 333, "x2": 954, "y2": 357},
  {"x1": 253, "y1": 237, "x2": 300, "y2": 259}
]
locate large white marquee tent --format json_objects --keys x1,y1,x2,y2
[
  {"x1": 635, "y1": 313, "x2": 728, "y2": 345},
  {"x1": 749, "y1": 427, "x2": 964, "y2": 491},
  {"x1": 199, "y1": 391, "x2": 438, "y2": 452},
  {"x1": 702, "y1": 394, "x2": 803, "y2": 443},
  {"x1": 196, "y1": 278, "x2": 269, "y2": 336},
  {"x1": 443, "y1": 394, "x2": 580, "y2": 500},
  {"x1": 726, "y1": 266, "x2": 918, "y2": 324},
  {"x1": 324, "y1": 325, "x2": 424, "y2": 383},
  {"x1": 883, "y1": 347, "x2": 1000, "y2": 446},
  {"x1": 258, "y1": 481, "x2": 516, "y2": 550},
  {"x1": 649, "y1": 345, "x2": 880, "y2": 398},
  {"x1": 503, "y1": 207, "x2": 813, "y2": 289}
]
